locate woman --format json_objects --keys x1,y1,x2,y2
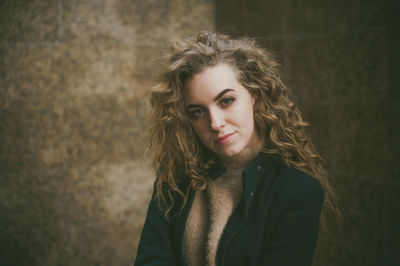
[{"x1": 134, "y1": 31, "x2": 339, "y2": 266}]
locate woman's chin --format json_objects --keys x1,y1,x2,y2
[{"x1": 214, "y1": 146, "x2": 243, "y2": 158}]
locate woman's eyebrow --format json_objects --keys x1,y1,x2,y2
[
  {"x1": 186, "y1": 103, "x2": 202, "y2": 109},
  {"x1": 213, "y1": 88, "x2": 235, "y2": 101},
  {"x1": 186, "y1": 88, "x2": 235, "y2": 109}
]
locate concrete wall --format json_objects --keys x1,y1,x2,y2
[
  {"x1": 0, "y1": 0, "x2": 214, "y2": 265},
  {"x1": 216, "y1": 0, "x2": 399, "y2": 265}
]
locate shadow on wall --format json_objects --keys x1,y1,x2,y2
[{"x1": 216, "y1": 0, "x2": 400, "y2": 266}]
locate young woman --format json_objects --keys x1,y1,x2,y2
[{"x1": 134, "y1": 31, "x2": 339, "y2": 266}]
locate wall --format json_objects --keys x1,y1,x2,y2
[
  {"x1": 216, "y1": 0, "x2": 399, "y2": 265},
  {"x1": 0, "y1": 0, "x2": 214, "y2": 265}
]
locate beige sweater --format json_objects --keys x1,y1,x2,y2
[{"x1": 183, "y1": 142, "x2": 264, "y2": 266}]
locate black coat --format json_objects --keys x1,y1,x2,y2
[{"x1": 134, "y1": 153, "x2": 324, "y2": 266}]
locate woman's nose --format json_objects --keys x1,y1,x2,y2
[{"x1": 209, "y1": 109, "x2": 225, "y2": 131}]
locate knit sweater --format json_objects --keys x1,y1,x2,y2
[{"x1": 182, "y1": 141, "x2": 264, "y2": 266}]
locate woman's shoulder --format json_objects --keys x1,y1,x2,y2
[{"x1": 262, "y1": 155, "x2": 324, "y2": 203}]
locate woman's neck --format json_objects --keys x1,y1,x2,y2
[{"x1": 219, "y1": 139, "x2": 265, "y2": 170}]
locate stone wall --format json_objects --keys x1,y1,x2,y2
[
  {"x1": 216, "y1": 0, "x2": 399, "y2": 265},
  {"x1": 0, "y1": 0, "x2": 214, "y2": 265}
]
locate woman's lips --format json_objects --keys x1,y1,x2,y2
[{"x1": 215, "y1": 132, "x2": 236, "y2": 145}]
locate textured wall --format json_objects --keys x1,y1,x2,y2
[
  {"x1": 216, "y1": 0, "x2": 399, "y2": 265},
  {"x1": 0, "y1": 0, "x2": 214, "y2": 265}
]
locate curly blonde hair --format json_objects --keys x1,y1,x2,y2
[{"x1": 147, "y1": 31, "x2": 339, "y2": 225}]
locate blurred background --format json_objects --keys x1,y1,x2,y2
[{"x1": 0, "y1": 0, "x2": 398, "y2": 265}]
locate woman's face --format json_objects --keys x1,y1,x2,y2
[{"x1": 185, "y1": 63, "x2": 257, "y2": 157}]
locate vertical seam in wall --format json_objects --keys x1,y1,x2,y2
[
  {"x1": 382, "y1": 25, "x2": 389, "y2": 265},
  {"x1": 58, "y1": 0, "x2": 64, "y2": 44},
  {"x1": 280, "y1": 3, "x2": 290, "y2": 88},
  {"x1": 212, "y1": 0, "x2": 216, "y2": 32}
]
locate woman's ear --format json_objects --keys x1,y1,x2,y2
[{"x1": 251, "y1": 91, "x2": 258, "y2": 107}]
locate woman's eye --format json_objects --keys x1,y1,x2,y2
[
  {"x1": 191, "y1": 109, "x2": 205, "y2": 118},
  {"x1": 221, "y1": 98, "x2": 234, "y2": 106}
]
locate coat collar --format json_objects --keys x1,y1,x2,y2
[
  {"x1": 176, "y1": 152, "x2": 280, "y2": 264},
  {"x1": 205, "y1": 152, "x2": 279, "y2": 216}
]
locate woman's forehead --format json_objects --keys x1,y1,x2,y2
[{"x1": 185, "y1": 64, "x2": 243, "y2": 104}]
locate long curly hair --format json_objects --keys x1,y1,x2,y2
[{"x1": 147, "y1": 31, "x2": 339, "y2": 225}]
